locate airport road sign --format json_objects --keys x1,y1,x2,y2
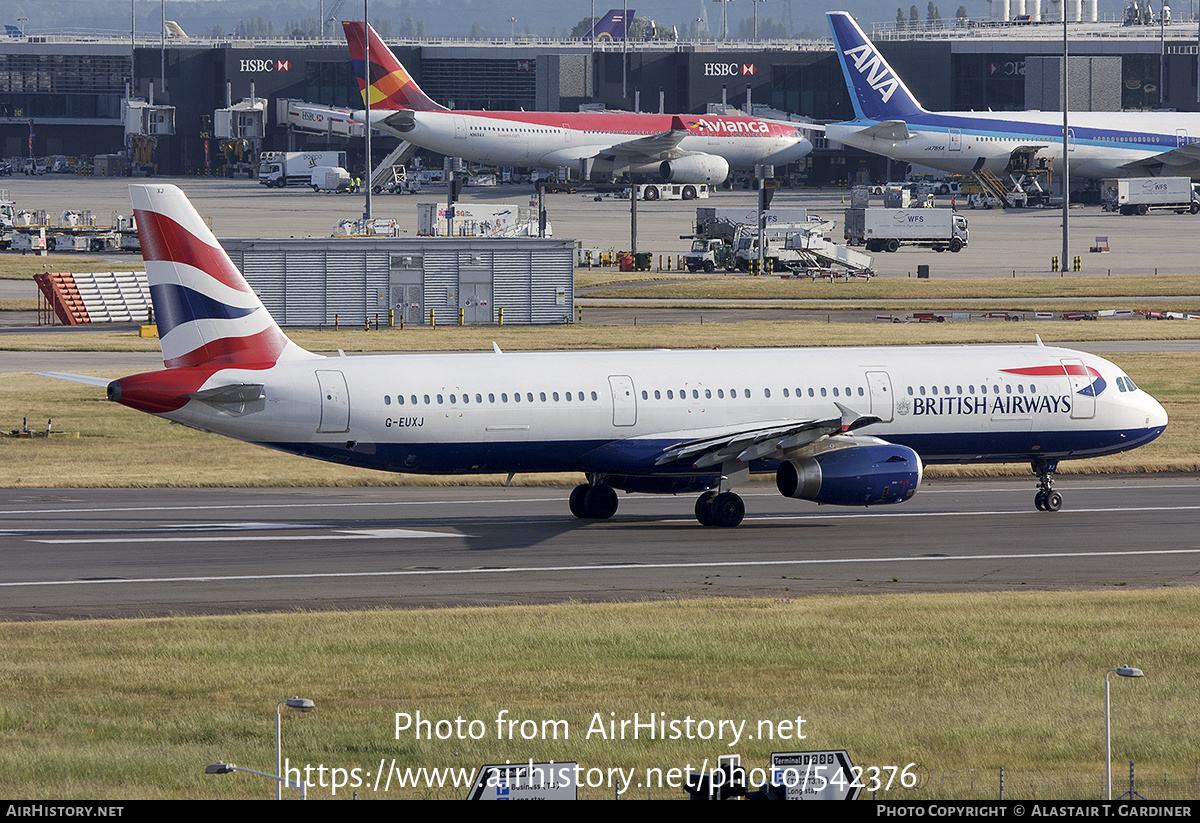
[
  {"x1": 467, "y1": 761, "x2": 577, "y2": 800},
  {"x1": 771, "y1": 750, "x2": 861, "y2": 800}
]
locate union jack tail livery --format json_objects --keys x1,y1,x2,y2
[
  {"x1": 342, "y1": 21, "x2": 445, "y2": 112},
  {"x1": 131, "y1": 183, "x2": 312, "y2": 370}
]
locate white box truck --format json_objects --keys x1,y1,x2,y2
[
  {"x1": 1101, "y1": 177, "x2": 1199, "y2": 215},
  {"x1": 854, "y1": 208, "x2": 969, "y2": 253},
  {"x1": 259, "y1": 151, "x2": 348, "y2": 187}
]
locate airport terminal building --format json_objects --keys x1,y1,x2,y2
[{"x1": 3, "y1": 19, "x2": 1198, "y2": 180}]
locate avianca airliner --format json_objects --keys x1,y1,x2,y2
[
  {"x1": 44, "y1": 185, "x2": 1167, "y2": 527},
  {"x1": 827, "y1": 11, "x2": 1200, "y2": 180},
  {"x1": 342, "y1": 22, "x2": 812, "y2": 188}
]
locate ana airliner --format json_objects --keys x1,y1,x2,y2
[
  {"x1": 342, "y1": 21, "x2": 812, "y2": 189},
  {"x1": 43, "y1": 185, "x2": 1167, "y2": 527},
  {"x1": 827, "y1": 11, "x2": 1200, "y2": 180}
]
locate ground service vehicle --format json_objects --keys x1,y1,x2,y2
[
  {"x1": 1101, "y1": 177, "x2": 1200, "y2": 215},
  {"x1": 850, "y1": 208, "x2": 969, "y2": 253},
  {"x1": 684, "y1": 238, "x2": 733, "y2": 272},
  {"x1": 259, "y1": 151, "x2": 348, "y2": 187},
  {"x1": 310, "y1": 166, "x2": 351, "y2": 192}
]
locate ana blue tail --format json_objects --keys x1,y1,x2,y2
[{"x1": 827, "y1": 11, "x2": 925, "y2": 122}]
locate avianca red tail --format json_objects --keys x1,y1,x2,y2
[{"x1": 342, "y1": 21, "x2": 445, "y2": 112}]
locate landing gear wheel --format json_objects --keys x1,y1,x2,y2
[
  {"x1": 569, "y1": 484, "x2": 590, "y2": 519},
  {"x1": 1032, "y1": 459, "x2": 1061, "y2": 513},
  {"x1": 583, "y1": 484, "x2": 619, "y2": 519},
  {"x1": 709, "y1": 492, "x2": 745, "y2": 528},
  {"x1": 695, "y1": 491, "x2": 718, "y2": 526}
]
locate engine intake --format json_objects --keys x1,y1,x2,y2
[
  {"x1": 776, "y1": 444, "x2": 922, "y2": 506},
  {"x1": 659, "y1": 154, "x2": 730, "y2": 184}
]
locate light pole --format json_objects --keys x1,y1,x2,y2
[
  {"x1": 364, "y1": 0, "x2": 372, "y2": 221},
  {"x1": 207, "y1": 762, "x2": 307, "y2": 799},
  {"x1": 1105, "y1": 665, "x2": 1144, "y2": 801},
  {"x1": 276, "y1": 697, "x2": 315, "y2": 800},
  {"x1": 752, "y1": 0, "x2": 766, "y2": 40},
  {"x1": 1061, "y1": 10, "x2": 1069, "y2": 278},
  {"x1": 714, "y1": 0, "x2": 733, "y2": 41},
  {"x1": 509, "y1": 16, "x2": 517, "y2": 42}
]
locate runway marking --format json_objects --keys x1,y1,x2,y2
[
  {"x1": 3, "y1": 547, "x2": 1199, "y2": 589},
  {"x1": 0, "y1": 482, "x2": 1194, "y2": 517},
  {"x1": 31, "y1": 528, "x2": 465, "y2": 545},
  {"x1": 0, "y1": 522, "x2": 319, "y2": 537}
]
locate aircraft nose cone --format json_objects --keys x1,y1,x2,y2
[{"x1": 1145, "y1": 393, "x2": 1169, "y2": 430}]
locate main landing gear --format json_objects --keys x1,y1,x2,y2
[
  {"x1": 1032, "y1": 459, "x2": 1062, "y2": 512},
  {"x1": 695, "y1": 490, "x2": 745, "y2": 528},
  {"x1": 569, "y1": 483, "x2": 619, "y2": 520}
]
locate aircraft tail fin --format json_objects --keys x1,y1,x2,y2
[
  {"x1": 130, "y1": 184, "x2": 314, "y2": 371},
  {"x1": 827, "y1": 11, "x2": 925, "y2": 122},
  {"x1": 586, "y1": 8, "x2": 635, "y2": 41},
  {"x1": 342, "y1": 21, "x2": 446, "y2": 112}
]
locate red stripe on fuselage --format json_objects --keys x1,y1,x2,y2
[
  {"x1": 134, "y1": 208, "x2": 255, "y2": 295},
  {"x1": 455, "y1": 111, "x2": 793, "y2": 138},
  {"x1": 1002, "y1": 365, "x2": 1099, "y2": 378}
]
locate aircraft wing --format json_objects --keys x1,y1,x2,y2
[
  {"x1": 1120, "y1": 143, "x2": 1200, "y2": 176},
  {"x1": 858, "y1": 120, "x2": 913, "y2": 142},
  {"x1": 654, "y1": 403, "x2": 881, "y2": 470},
  {"x1": 537, "y1": 115, "x2": 699, "y2": 171},
  {"x1": 604, "y1": 115, "x2": 692, "y2": 162}
]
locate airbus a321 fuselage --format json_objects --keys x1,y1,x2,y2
[
  {"x1": 44, "y1": 185, "x2": 1167, "y2": 527},
  {"x1": 342, "y1": 22, "x2": 812, "y2": 187},
  {"x1": 826, "y1": 10, "x2": 1200, "y2": 180}
]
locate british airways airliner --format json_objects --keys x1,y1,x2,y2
[
  {"x1": 342, "y1": 22, "x2": 812, "y2": 188},
  {"x1": 826, "y1": 11, "x2": 1200, "y2": 180},
  {"x1": 43, "y1": 185, "x2": 1167, "y2": 527}
]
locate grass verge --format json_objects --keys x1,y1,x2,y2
[
  {"x1": 5, "y1": 319, "x2": 1200, "y2": 355},
  {"x1": 1, "y1": 592, "x2": 1197, "y2": 800},
  {"x1": 582, "y1": 273, "x2": 1200, "y2": 302}
]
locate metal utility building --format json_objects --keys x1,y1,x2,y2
[{"x1": 222, "y1": 237, "x2": 575, "y2": 327}]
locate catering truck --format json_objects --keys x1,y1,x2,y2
[
  {"x1": 846, "y1": 208, "x2": 969, "y2": 253},
  {"x1": 1101, "y1": 177, "x2": 1200, "y2": 215}
]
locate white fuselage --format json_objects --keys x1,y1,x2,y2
[
  {"x1": 828, "y1": 110, "x2": 1200, "y2": 180},
  {"x1": 370, "y1": 109, "x2": 812, "y2": 173},
  {"x1": 158, "y1": 344, "x2": 1166, "y2": 482}
]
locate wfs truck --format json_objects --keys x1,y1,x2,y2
[
  {"x1": 845, "y1": 208, "x2": 969, "y2": 253},
  {"x1": 1101, "y1": 177, "x2": 1200, "y2": 215}
]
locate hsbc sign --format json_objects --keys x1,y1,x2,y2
[
  {"x1": 703, "y1": 63, "x2": 757, "y2": 77},
  {"x1": 239, "y1": 59, "x2": 291, "y2": 72}
]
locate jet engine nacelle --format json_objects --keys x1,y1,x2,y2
[
  {"x1": 659, "y1": 154, "x2": 730, "y2": 184},
  {"x1": 775, "y1": 444, "x2": 922, "y2": 506}
]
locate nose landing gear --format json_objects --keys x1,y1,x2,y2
[{"x1": 1032, "y1": 460, "x2": 1062, "y2": 512}]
